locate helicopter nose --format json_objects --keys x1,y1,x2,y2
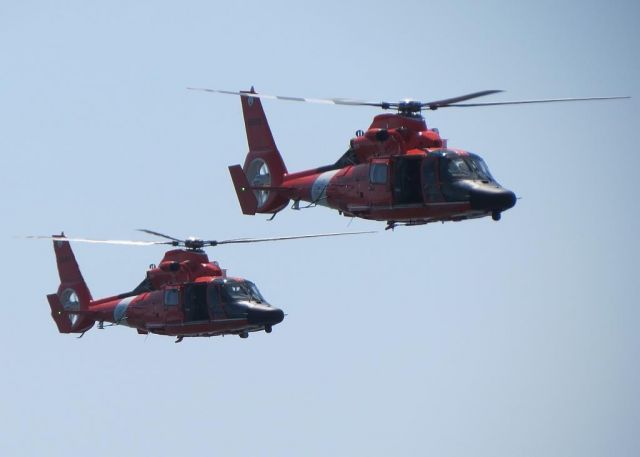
[
  {"x1": 469, "y1": 185, "x2": 516, "y2": 212},
  {"x1": 247, "y1": 306, "x2": 285, "y2": 326}
]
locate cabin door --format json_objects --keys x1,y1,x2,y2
[
  {"x1": 392, "y1": 157, "x2": 423, "y2": 205},
  {"x1": 422, "y1": 155, "x2": 444, "y2": 203},
  {"x1": 183, "y1": 283, "x2": 209, "y2": 322}
]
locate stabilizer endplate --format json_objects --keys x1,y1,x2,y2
[
  {"x1": 47, "y1": 293, "x2": 73, "y2": 333},
  {"x1": 229, "y1": 165, "x2": 258, "y2": 215}
]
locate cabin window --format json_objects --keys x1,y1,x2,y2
[
  {"x1": 369, "y1": 163, "x2": 388, "y2": 184},
  {"x1": 164, "y1": 288, "x2": 179, "y2": 306}
]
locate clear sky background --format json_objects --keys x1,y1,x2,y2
[{"x1": 1, "y1": 1, "x2": 638, "y2": 456}]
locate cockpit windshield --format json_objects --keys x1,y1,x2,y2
[
  {"x1": 245, "y1": 281, "x2": 266, "y2": 303},
  {"x1": 466, "y1": 154, "x2": 494, "y2": 181},
  {"x1": 441, "y1": 153, "x2": 495, "y2": 182},
  {"x1": 446, "y1": 157, "x2": 473, "y2": 179},
  {"x1": 221, "y1": 280, "x2": 266, "y2": 304}
]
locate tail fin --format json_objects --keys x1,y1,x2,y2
[
  {"x1": 230, "y1": 87, "x2": 289, "y2": 213},
  {"x1": 48, "y1": 235, "x2": 95, "y2": 334}
]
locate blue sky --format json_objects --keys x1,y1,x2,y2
[{"x1": 1, "y1": 1, "x2": 638, "y2": 456}]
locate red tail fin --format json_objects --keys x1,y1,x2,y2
[
  {"x1": 233, "y1": 88, "x2": 289, "y2": 213},
  {"x1": 49, "y1": 235, "x2": 95, "y2": 334}
]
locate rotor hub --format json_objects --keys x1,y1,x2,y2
[
  {"x1": 397, "y1": 100, "x2": 423, "y2": 117},
  {"x1": 184, "y1": 238, "x2": 205, "y2": 250}
]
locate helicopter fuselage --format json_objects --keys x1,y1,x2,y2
[
  {"x1": 47, "y1": 241, "x2": 284, "y2": 340},
  {"x1": 230, "y1": 101, "x2": 516, "y2": 228}
]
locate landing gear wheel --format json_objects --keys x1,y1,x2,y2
[
  {"x1": 492, "y1": 211, "x2": 501, "y2": 221},
  {"x1": 265, "y1": 325, "x2": 272, "y2": 334},
  {"x1": 239, "y1": 331, "x2": 249, "y2": 339}
]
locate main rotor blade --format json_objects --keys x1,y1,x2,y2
[
  {"x1": 209, "y1": 231, "x2": 376, "y2": 246},
  {"x1": 422, "y1": 90, "x2": 504, "y2": 109},
  {"x1": 136, "y1": 229, "x2": 183, "y2": 242},
  {"x1": 442, "y1": 95, "x2": 630, "y2": 108},
  {"x1": 25, "y1": 235, "x2": 169, "y2": 246},
  {"x1": 188, "y1": 88, "x2": 287, "y2": 101},
  {"x1": 188, "y1": 87, "x2": 391, "y2": 109}
]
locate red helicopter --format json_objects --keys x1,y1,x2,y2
[
  {"x1": 191, "y1": 87, "x2": 628, "y2": 229},
  {"x1": 33, "y1": 229, "x2": 369, "y2": 342}
]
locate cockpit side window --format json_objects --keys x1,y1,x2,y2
[{"x1": 439, "y1": 154, "x2": 472, "y2": 201}]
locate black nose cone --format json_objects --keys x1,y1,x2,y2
[
  {"x1": 469, "y1": 186, "x2": 516, "y2": 212},
  {"x1": 247, "y1": 306, "x2": 285, "y2": 326}
]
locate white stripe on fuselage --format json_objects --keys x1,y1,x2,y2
[
  {"x1": 114, "y1": 296, "x2": 136, "y2": 325},
  {"x1": 310, "y1": 169, "x2": 339, "y2": 207}
]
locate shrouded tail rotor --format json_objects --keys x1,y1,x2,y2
[{"x1": 246, "y1": 158, "x2": 272, "y2": 209}]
